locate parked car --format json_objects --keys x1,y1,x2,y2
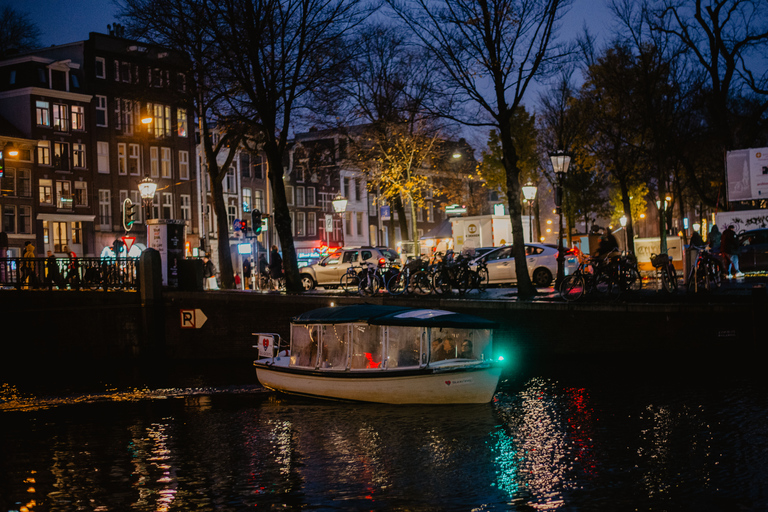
[
  {"x1": 469, "y1": 243, "x2": 577, "y2": 287},
  {"x1": 300, "y1": 246, "x2": 399, "y2": 290},
  {"x1": 737, "y1": 228, "x2": 768, "y2": 273}
]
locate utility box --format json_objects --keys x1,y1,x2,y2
[
  {"x1": 450, "y1": 215, "x2": 514, "y2": 253},
  {"x1": 147, "y1": 219, "x2": 186, "y2": 287}
]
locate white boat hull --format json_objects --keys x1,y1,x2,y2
[{"x1": 254, "y1": 363, "x2": 502, "y2": 404}]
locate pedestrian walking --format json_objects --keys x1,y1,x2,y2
[
  {"x1": 720, "y1": 225, "x2": 743, "y2": 278},
  {"x1": 45, "y1": 250, "x2": 66, "y2": 289},
  {"x1": 269, "y1": 245, "x2": 283, "y2": 290},
  {"x1": 21, "y1": 241, "x2": 38, "y2": 288},
  {"x1": 243, "y1": 258, "x2": 252, "y2": 289},
  {"x1": 708, "y1": 224, "x2": 721, "y2": 252},
  {"x1": 203, "y1": 255, "x2": 218, "y2": 290}
]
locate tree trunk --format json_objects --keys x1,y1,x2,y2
[
  {"x1": 500, "y1": 130, "x2": 535, "y2": 298},
  {"x1": 210, "y1": 178, "x2": 235, "y2": 289},
  {"x1": 265, "y1": 146, "x2": 302, "y2": 292}
]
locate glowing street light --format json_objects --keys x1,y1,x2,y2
[{"x1": 522, "y1": 182, "x2": 537, "y2": 243}]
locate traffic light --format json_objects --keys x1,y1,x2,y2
[
  {"x1": 0, "y1": 150, "x2": 4, "y2": 179},
  {"x1": 122, "y1": 198, "x2": 136, "y2": 231},
  {"x1": 252, "y1": 209, "x2": 262, "y2": 234},
  {"x1": 240, "y1": 219, "x2": 248, "y2": 233}
]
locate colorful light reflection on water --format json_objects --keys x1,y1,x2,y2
[{"x1": 1, "y1": 361, "x2": 767, "y2": 511}]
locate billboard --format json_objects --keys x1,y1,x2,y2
[{"x1": 725, "y1": 147, "x2": 768, "y2": 202}]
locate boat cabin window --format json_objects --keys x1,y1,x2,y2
[
  {"x1": 320, "y1": 324, "x2": 348, "y2": 369},
  {"x1": 429, "y1": 328, "x2": 492, "y2": 362},
  {"x1": 290, "y1": 325, "x2": 319, "y2": 368},
  {"x1": 385, "y1": 326, "x2": 423, "y2": 368},
  {"x1": 349, "y1": 324, "x2": 383, "y2": 370}
]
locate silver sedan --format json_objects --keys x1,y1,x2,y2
[{"x1": 470, "y1": 243, "x2": 575, "y2": 287}]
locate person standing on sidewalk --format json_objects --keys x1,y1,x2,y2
[{"x1": 720, "y1": 225, "x2": 743, "y2": 278}]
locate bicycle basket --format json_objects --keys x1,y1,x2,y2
[{"x1": 650, "y1": 253, "x2": 670, "y2": 267}]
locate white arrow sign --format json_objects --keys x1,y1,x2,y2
[{"x1": 180, "y1": 309, "x2": 208, "y2": 329}]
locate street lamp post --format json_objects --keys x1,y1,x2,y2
[
  {"x1": 656, "y1": 195, "x2": 670, "y2": 254},
  {"x1": 550, "y1": 152, "x2": 571, "y2": 287},
  {"x1": 620, "y1": 215, "x2": 628, "y2": 252},
  {"x1": 332, "y1": 194, "x2": 348, "y2": 248},
  {"x1": 138, "y1": 176, "x2": 158, "y2": 223},
  {"x1": 522, "y1": 182, "x2": 537, "y2": 243}
]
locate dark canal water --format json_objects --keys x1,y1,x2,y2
[{"x1": 1, "y1": 354, "x2": 767, "y2": 511}]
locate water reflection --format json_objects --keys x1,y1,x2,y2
[{"x1": 1, "y1": 364, "x2": 766, "y2": 511}]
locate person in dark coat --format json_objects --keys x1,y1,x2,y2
[
  {"x1": 269, "y1": 246, "x2": 283, "y2": 279},
  {"x1": 720, "y1": 225, "x2": 743, "y2": 278},
  {"x1": 45, "y1": 250, "x2": 66, "y2": 289},
  {"x1": 708, "y1": 224, "x2": 721, "y2": 252}
]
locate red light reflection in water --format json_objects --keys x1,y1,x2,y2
[{"x1": 565, "y1": 387, "x2": 598, "y2": 478}]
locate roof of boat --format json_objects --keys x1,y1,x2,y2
[{"x1": 292, "y1": 305, "x2": 497, "y2": 328}]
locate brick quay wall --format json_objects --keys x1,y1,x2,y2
[{"x1": 2, "y1": 289, "x2": 765, "y2": 365}]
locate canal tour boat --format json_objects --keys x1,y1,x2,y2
[{"x1": 253, "y1": 304, "x2": 503, "y2": 404}]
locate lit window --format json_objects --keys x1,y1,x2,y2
[
  {"x1": 71, "y1": 105, "x2": 85, "y2": 130},
  {"x1": 39, "y1": 179, "x2": 53, "y2": 204},
  {"x1": 74, "y1": 181, "x2": 88, "y2": 206},
  {"x1": 36, "y1": 101, "x2": 50, "y2": 126},
  {"x1": 177, "y1": 108, "x2": 187, "y2": 137}
]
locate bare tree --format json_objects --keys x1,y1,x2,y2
[
  {"x1": 339, "y1": 23, "x2": 448, "y2": 254},
  {"x1": 0, "y1": 5, "x2": 41, "y2": 55},
  {"x1": 647, "y1": 0, "x2": 768, "y2": 210},
  {"x1": 386, "y1": 0, "x2": 573, "y2": 298},
  {"x1": 212, "y1": 0, "x2": 371, "y2": 292},
  {"x1": 119, "y1": 0, "x2": 246, "y2": 289}
]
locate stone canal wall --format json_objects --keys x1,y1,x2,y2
[{"x1": 1, "y1": 289, "x2": 765, "y2": 363}]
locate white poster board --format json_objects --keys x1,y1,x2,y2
[{"x1": 725, "y1": 147, "x2": 768, "y2": 202}]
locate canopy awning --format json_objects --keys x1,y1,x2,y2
[{"x1": 293, "y1": 305, "x2": 497, "y2": 329}]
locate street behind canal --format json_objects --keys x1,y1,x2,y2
[{"x1": 2, "y1": 353, "x2": 767, "y2": 511}]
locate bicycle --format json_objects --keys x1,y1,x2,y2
[
  {"x1": 593, "y1": 250, "x2": 641, "y2": 299},
  {"x1": 386, "y1": 257, "x2": 431, "y2": 296},
  {"x1": 686, "y1": 245, "x2": 722, "y2": 293},
  {"x1": 650, "y1": 252, "x2": 678, "y2": 293},
  {"x1": 340, "y1": 265, "x2": 361, "y2": 293},
  {"x1": 560, "y1": 259, "x2": 600, "y2": 301},
  {"x1": 357, "y1": 261, "x2": 386, "y2": 295}
]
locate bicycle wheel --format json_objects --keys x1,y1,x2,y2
[
  {"x1": 625, "y1": 267, "x2": 642, "y2": 292},
  {"x1": 660, "y1": 267, "x2": 674, "y2": 293},
  {"x1": 594, "y1": 271, "x2": 612, "y2": 295},
  {"x1": 456, "y1": 269, "x2": 472, "y2": 295},
  {"x1": 412, "y1": 271, "x2": 433, "y2": 295},
  {"x1": 432, "y1": 270, "x2": 452, "y2": 295},
  {"x1": 359, "y1": 273, "x2": 380, "y2": 296},
  {"x1": 687, "y1": 265, "x2": 710, "y2": 293},
  {"x1": 340, "y1": 272, "x2": 359, "y2": 293},
  {"x1": 476, "y1": 267, "x2": 489, "y2": 291},
  {"x1": 667, "y1": 265, "x2": 679, "y2": 292},
  {"x1": 560, "y1": 274, "x2": 585, "y2": 301},
  {"x1": 387, "y1": 272, "x2": 406, "y2": 295}
]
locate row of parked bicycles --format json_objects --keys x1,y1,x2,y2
[
  {"x1": 559, "y1": 245, "x2": 726, "y2": 301},
  {"x1": 340, "y1": 251, "x2": 489, "y2": 296}
]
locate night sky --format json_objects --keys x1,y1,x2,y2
[
  {"x1": 12, "y1": 0, "x2": 613, "y2": 56},
  {"x1": 10, "y1": 0, "x2": 121, "y2": 47}
]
